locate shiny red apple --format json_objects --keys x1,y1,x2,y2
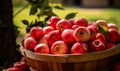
[
  {"x1": 34, "y1": 43, "x2": 50, "y2": 54},
  {"x1": 61, "y1": 29, "x2": 75, "y2": 45},
  {"x1": 106, "y1": 28, "x2": 120, "y2": 43},
  {"x1": 95, "y1": 33, "x2": 107, "y2": 46},
  {"x1": 47, "y1": 16, "x2": 61, "y2": 29},
  {"x1": 89, "y1": 39, "x2": 106, "y2": 52},
  {"x1": 30, "y1": 26, "x2": 43, "y2": 40},
  {"x1": 43, "y1": 26, "x2": 54, "y2": 34},
  {"x1": 38, "y1": 34, "x2": 48, "y2": 45},
  {"x1": 13, "y1": 61, "x2": 29, "y2": 71},
  {"x1": 56, "y1": 19, "x2": 72, "y2": 32},
  {"x1": 47, "y1": 30, "x2": 61, "y2": 46},
  {"x1": 108, "y1": 23, "x2": 118, "y2": 31},
  {"x1": 6, "y1": 67, "x2": 20, "y2": 71},
  {"x1": 73, "y1": 26, "x2": 90, "y2": 42},
  {"x1": 23, "y1": 37, "x2": 37, "y2": 50},
  {"x1": 51, "y1": 40, "x2": 68, "y2": 54},
  {"x1": 74, "y1": 18, "x2": 88, "y2": 27},
  {"x1": 71, "y1": 42, "x2": 88, "y2": 54}
]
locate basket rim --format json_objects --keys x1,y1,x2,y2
[{"x1": 20, "y1": 44, "x2": 120, "y2": 63}]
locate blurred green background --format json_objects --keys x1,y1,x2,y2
[{"x1": 12, "y1": 0, "x2": 120, "y2": 43}]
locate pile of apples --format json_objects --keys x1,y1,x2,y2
[
  {"x1": 22, "y1": 16, "x2": 120, "y2": 54},
  {"x1": 6, "y1": 59, "x2": 30, "y2": 71}
]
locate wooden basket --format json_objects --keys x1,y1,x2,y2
[{"x1": 20, "y1": 44, "x2": 120, "y2": 71}]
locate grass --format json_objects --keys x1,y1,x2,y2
[{"x1": 13, "y1": 5, "x2": 120, "y2": 35}]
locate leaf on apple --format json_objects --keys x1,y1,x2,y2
[{"x1": 98, "y1": 23, "x2": 108, "y2": 35}]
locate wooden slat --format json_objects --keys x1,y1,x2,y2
[
  {"x1": 74, "y1": 62, "x2": 85, "y2": 71},
  {"x1": 84, "y1": 61, "x2": 97, "y2": 71}
]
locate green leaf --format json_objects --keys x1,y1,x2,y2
[
  {"x1": 22, "y1": 20, "x2": 29, "y2": 25},
  {"x1": 98, "y1": 23, "x2": 109, "y2": 35},
  {"x1": 65, "y1": 12, "x2": 77, "y2": 19},
  {"x1": 30, "y1": 6, "x2": 37, "y2": 15},
  {"x1": 54, "y1": 6, "x2": 64, "y2": 10}
]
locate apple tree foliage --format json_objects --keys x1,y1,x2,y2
[{"x1": 22, "y1": 0, "x2": 77, "y2": 33}]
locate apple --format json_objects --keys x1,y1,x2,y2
[
  {"x1": 21, "y1": 34, "x2": 31, "y2": 47},
  {"x1": 23, "y1": 37, "x2": 37, "y2": 50},
  {"x1": 89, "y1": 39, "x2": 106, "y2": 52},
  {"x1": 34, "y1": 43, "x2": 50, "y2": 54},
  {"x1": 107, "y1": 43, "x2": 115, "y2": 49},
  {"x1": 87, "y1": 26, "x2": 97, "y2": 41},
  {"x1": 95, "y1": 33, "x2": 107, "y2": 46},
  {"x1": 51, "y1": 40, "x2": 68, "y2": 54},
  {"x1": 61, "y1": 29, "x2": 75, "y2": 45},
  {"x1": 43, "y1": 26, "x2": 54, "y2": 34},
  {"x1": 6, "y1": 67, "x2": 20, "y2": 71},
  {"x1": 68, "y1": 19, "x2": 75, "y2": 26},
  {"x1": 47, "y1": 16, "x2": 61, "y2": 29},
  {"x1": 114, "y1": 62, "x2": 120, "y2": 70},
  {"x1": 38, "y1": 34, "x2": 48, "y2": 45},
  {"x1": 108, "y1": 23, "x2": 118, "y2": 31},
  {"x1": 13, "y1": 61, "x2": 29, "y2": 71},
  {"x1": 72, "y1": 25, "x2": 79, "y2": 30},
  {"x1": 73, "y1": 26, "x2": 90, "y2": 42},
  {"x1": 56, "y1": 19, "x2": 72, "y2": 32},
  {"x1": 87, "y1": 24, "x2": 99, "y2": 33},
  {"x1": 71, "y1": 42, "x2": 88, "y2": 54},
  {"x1": 74, "y1": 18, "x2": 88, "y2": 27},
  {"x1": 106, "y1": 28, "x2": 120, "y2": 43},
  {"x1": 47, "y1": 30, "x2": 61, "y2": 46},
  {"x1": 96, "y1": 20, "x2": 108, "y2": 34},
  {"x1": 30, "y1": 26, "x2": 43, "y2": 40}
]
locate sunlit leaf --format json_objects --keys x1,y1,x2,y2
[
  {"x1": 98, "y1": 23, "x2": 109, "y2": 35},
  {"x1": 65, "y1": 12, "x2": 77, "y2": 19},
  {"x1": 54, "y1": 6, "x2": 64, "y2": 10}
]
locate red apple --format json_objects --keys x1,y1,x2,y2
[
  {"x1": 89, "y1": 39, "x2": 106, "y2": 52},
  {"x1": 108, "y1": 23, "x2": 118, "y2": 31},
  {"x1": 87, "y1": 26, "x2": 97, "y2": 41},
  {"x1": 43, "y1": 26, "x2": 54, "y2": 34},
  {"x1": 38, "y1": 34, "x2": 48, "y2": 45},
  {"x1": 106, "y1": 28, "x2": 120, "y2": 43},
  {"x1": 23, "y1": 37, "x2": 37, "y2": 50},
  {"x1": 87, "y1": 24, "x2": 99, "y2": 33},
  {"x1": 95, "y1": 33, "x2": 107, "y2": 46},
  {"x1": 56, "y1": 19, "x2": 72, "y2": 32},
  {"x1": 96, "y1": 20, "x2": 108, "y2": 34},
  {"x1": 74, "y1": 18, "x2": 88, "y2": 27},
  {"x1": 61, "y1": 29, "x2": 75, "y2": 45},
  {"x1": 21, "y1": 34, "x2": 31, "y2": 47},
  {"x1": 6, "y1": 67, "x2": 20, "y2": 71},
  {"x1": 47, "y1": 30, "x2": 61, "y2": 46},
  {"x1": 114, "y1": 62, "x2": 120, "y2": 70},
  {"x1": 14, "y1": 61, "x2": 29, "y2": 71},
  {"x1": 34, "y1": 43, "x2": 50, "y2": 54},
  {"x1": 73, "y1": 26, "x2": 90, "y2": 42},
  {"x1": 107, "y1": 43, "x2": 115, "y2": 49},
  {"x1": 68, "y1": 19, "x2": 75, "y2": 26},
  {"x1": 72, "y1": 25, "x2": 79, "y2": 30},
  {"x1": 71, "y1": 42, "x2": 88, "y2": 54},
  {"x1": 51, "y1": 40, "x2": 68, "y2": 54},
  {"x1": 47, "y1": 16, "x2": 61, "y2": 29},
  {"x1": 30, "y1": 26, "x2": 43, "y2": 40}
]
